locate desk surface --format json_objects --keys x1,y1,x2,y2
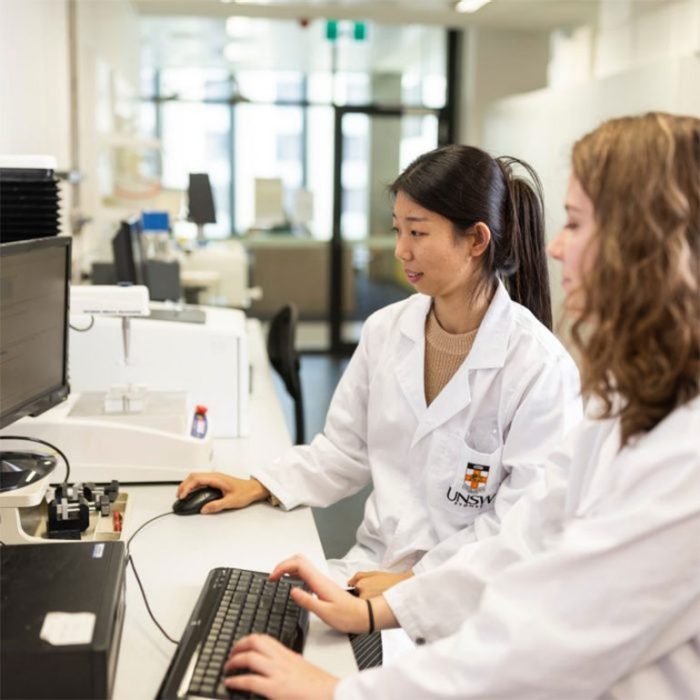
[{"x1": 113, "y1": 319, "x2": 356, "y2": 699}]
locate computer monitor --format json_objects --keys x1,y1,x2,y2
[
  {"x1": 187, "y1": 173, "x2": 217, "y2": 225},
  {"x1": 0, "y1": 236, "x2": 71, "y2": 489},
  {"x1": 0, "y1": 236, "x2": 71, "y2": 428},
  {"x1": 112, "y1": 217, "x2": 144, "y2": 284},
  {"x1": 187, "y1": 173, "x2": 216, "y2": 243}
]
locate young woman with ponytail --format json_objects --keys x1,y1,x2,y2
[{"x1": 178, "y1": 144, "x2": 582, "y2": 666}]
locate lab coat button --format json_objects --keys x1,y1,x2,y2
[{"x1": 415, "y1": 637, "x2": 426, "y2": 645}]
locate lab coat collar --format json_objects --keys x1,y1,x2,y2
[
  {"x1": 398, "y1": 281, "x2": 513, "y2": 370},
  {"x1": 394, "y1": 283, "x2": 513, "y2": 437},
  {"x1": 414, "y1": 282, "x2": 512, "y2": 442},
  {"x1": 395, "y1": 295, "x2": 431, "y2": 421},
  {"x1": 464, "y1": 280, "x2": 512, "y2": 370},
  {"x1": 398, "y1": 294, "x2": 432, "y2": 342}
]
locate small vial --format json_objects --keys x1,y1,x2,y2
[{"x1": 191, "y1": 405, "x2": 208, "y2": 438}]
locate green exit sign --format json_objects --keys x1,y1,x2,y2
[{"x1": 325, "y1": 20, "x2": 368, "y2": 42}]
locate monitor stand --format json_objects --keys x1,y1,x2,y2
[
  {"x1": 0, "y1": 470, "x2": 52, "y2": 544},
  {"x1": 0, "y1": 451, "x2": 56, "y2": 492}
]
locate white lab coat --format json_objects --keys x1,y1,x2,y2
[
  {"x1": 334, "y1": 397, "x2": 700, "y2": 699},
  {"x1": 252, "y1": 282, "x2": 581, "y2": 585}
]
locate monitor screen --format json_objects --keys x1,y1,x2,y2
[
  {"x1": 112, "y1": 217, "x2": 144, "y2": 284},
  {"x1": 0, "y1": 236, "x2": 71, "y2": 429},
  {"x1": 188, "y1": 173, "x2": 217, "y2": 224}
]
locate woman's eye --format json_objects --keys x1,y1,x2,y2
[
  {"x1": 564, "y1": 222, "x2": 579, "y2": 231},
  {"x1": 411, "y1": 230, "x2": 424, "y2": 237}
]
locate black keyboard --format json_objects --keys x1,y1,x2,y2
[{"x1": 158, "y1": 567, "x2": 309, "y2": 700}]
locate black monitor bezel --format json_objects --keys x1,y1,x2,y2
[
  {"x1": 187, "y1": 173, "x2": 217, "y2": 225},
  {"x1": 112, "y1": 216, "x2": 144, "y2": 285},
  {"x1": 0, "y1": 236, "x2": 72, "y2": 429}
]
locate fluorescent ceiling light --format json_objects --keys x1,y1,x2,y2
[{"x1": 455, "y1": 0, "x2": 491, "y2": 13}]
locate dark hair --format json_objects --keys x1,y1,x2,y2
[{"x1": 389, "y1": 144, "x2": 552, "y2": 329}]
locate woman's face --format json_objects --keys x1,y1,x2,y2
[
  {"x1": 393, "y1": 191, "x2": 477, "y2": 302},
  {"x1": 547, "y1": 175, "x2": 598, "y2": 315}
]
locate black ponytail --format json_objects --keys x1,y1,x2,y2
[
  {"x1": 390, "y1": 145, "x2": 552, "y2": 330},
  {"x1": 496, "y1": 157, "x2": 552, "y2": 329}
]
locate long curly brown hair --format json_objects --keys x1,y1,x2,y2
[{"x1": 571, "y1": 113, "x2": 700, "y2": 446}]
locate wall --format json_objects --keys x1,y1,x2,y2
[
  {"x1": 463, "y1": 0, "x2": 700, "y2": 318},
  {"x1": 0, "y1": 0, "x2": 141, "y2": 271},
  {"x1": 460, "y1": 26, "x2": 551, "y2": 146},
  {"x1": 75, "y1": 0, "x2": 141, "y2": 265},
  {"x1": 0, "y1": 0, "x2": 71, "y2": 161},
  {"x1": 0, "y1": 0, "x2": 72, "y2": 235}
]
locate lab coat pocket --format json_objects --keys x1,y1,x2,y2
[{"x1": 437, "y1": 438, "x2": 504, "y2": 521}]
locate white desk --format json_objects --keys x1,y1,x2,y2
[{"x1": 112, "y1": 319, "x2": 357, "y2": 699}]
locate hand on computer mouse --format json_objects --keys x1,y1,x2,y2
[
  {"x1": 172, "y1": 487, "x2": 224, "y2": 516},
  {"x1": 177, "y1": 472, "x2": 270, "y2": 514}
]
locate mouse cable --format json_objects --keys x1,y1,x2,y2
[
  {"x1": 128, "y1": 554, "x2": 179, "y2": 645},
  {"x1": 126, "y1": 511, "x2": 179, "y2": 645},
  {"x1": 126, "y1": 510, "x2": 173, "y2": 557},
  {"x1": 0, "y1": 435, "x2": 71, "y2": 485}
]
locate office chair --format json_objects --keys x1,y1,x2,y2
[{"x1": 267, "y1": 304, "x2": 305, "y2": 445}]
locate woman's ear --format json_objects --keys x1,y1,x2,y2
[{"x1": 469, "y1": 223, "x2": 492, "y2": 258}]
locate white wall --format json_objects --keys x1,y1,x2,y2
[
  {"x1": 463, "y1": 0, "x2": 700, "y2": 317},
  {"x1": 0, "y1": 0, "x2": 141, "y2": 269},
  {"x1": 75, "y1": 0, "x2": 141, "y2": 265},
  {"x1": 460, "y1": 27, "x2": 550, "y2": 146},
  {"x1": 0, "y1": 0, "x2": 72, "y2": 237},
  {"x1": 0, "y1": 0, "x2": 71, "y2": 161}
]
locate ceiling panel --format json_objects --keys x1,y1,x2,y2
[{"x1": 134, "y1": 0, "x2": 599, "y2": 31}]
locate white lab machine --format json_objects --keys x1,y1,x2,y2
[
  {"x1": 69, "y1": 302, "x2": 250, "y2": 440},
  {"x1": 179, "y1": 238, "x2": 254, "y2": 308},
  {"x1": 1, "y1": 282, "x2": 217, "y2": 487},
  {"x1": 3, "y1": 393, "x2": 213, "y2": 485}
]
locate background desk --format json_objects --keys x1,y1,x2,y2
[{"x1": 113, "y1": 318, "x2": 357, "y2": 699}]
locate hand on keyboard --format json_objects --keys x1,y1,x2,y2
[
  {"x1": 223, "y1": 634, "x2": 339, "y2": 700},
  {"x1": 270, "y1": 555, "x2": 371, "y2": 634},
  {"x1": 157, "y1": 567, "x2": 311, "y2": 700}
]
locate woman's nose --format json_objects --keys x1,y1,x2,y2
[
  {"x1": 547, "y1": 230, "x2": 564, "y2": 261},
  {"x1": 395, "y1": 234, "x2": 412, "y2": 261}
]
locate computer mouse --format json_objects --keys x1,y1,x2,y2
[{"x1": 172, "y1": 486, "x2": 224, "y2": 515}]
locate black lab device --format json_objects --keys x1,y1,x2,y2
[
  {"x1": 47, "y1": 495, "x2": 90, "y2": 539},
  {"x1": 0, "y1": 542, "x2": 126, "y2": 699}
]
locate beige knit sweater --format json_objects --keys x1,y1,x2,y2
[{"x1": 424, "y1": 307, "x2": 478, "y2": 406}]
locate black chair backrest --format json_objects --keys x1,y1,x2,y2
[{"x1": 267, "y1": 304, "x2": 305, "y2": 444}]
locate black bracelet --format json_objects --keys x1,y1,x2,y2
[{"x1": 367, "y1": 599, "x2": 375, "y2": 635}]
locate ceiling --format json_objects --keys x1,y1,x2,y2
[
  {"x1": 137, "y1": 0, "x2": 600, "y2": 74},
  {"x1": 134, "y1": 0, "x2": 599, "y2": 31}
]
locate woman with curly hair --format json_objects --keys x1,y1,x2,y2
[{"x1": 221, "y1": 112, "x2": 700, "y2": 699}]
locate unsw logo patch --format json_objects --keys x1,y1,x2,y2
[
  {"x1": 445, "y1": 463, "x2": 493, "y2": 509},
  {"x1": 462, "y1": 463, "x2": 490, "y2": 493}
]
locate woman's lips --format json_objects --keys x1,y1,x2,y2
[{"x1": 405, "y1": 270, "x2": 423, "y2": 284}]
